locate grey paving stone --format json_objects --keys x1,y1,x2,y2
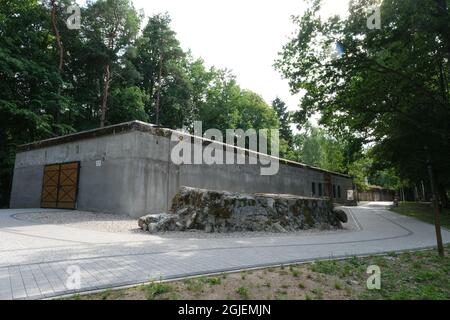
[{"x1": 1, "y1": 204, "x2": 450, "y2": 299}]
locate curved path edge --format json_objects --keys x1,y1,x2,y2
[{"x1": 0, "y1": 203, "x2": 449, "y2": 300}]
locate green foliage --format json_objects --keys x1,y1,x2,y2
[
  {"x1": 108, "y1": 86, "x2": 149, "y2": 123},
  {"x1": 276, "y1": 0, "x2": 450, "y2": 203},
  {"x1": 134, "y1": 13, "x2": 189, "y2": 128},
  {"x1": 0, "y1": 0, "x2": 60, "y2": 206},
  {"x1": 272, "y1": 97, "x2": 293, "y2": 147},
  {"x1": 235, "y1": 286, "x2": 250, "y2": 299},
  {"x1": 347, "y1": 157, "x2": 371, "y2": 191},
  {"x1": 310, "y1": 288, "x2": 324, "y2": 299},
  {"x1": 200, "y1": 277, "x2": 221, "y2": 286},
  {"x1": 287, "y1": 122, "x2": 348, "y2": 174},
  {"x1": 368, "y1": 167, "x2": 403, "y2": 190},
  {"x1": 82, "y1": 0, "x2": 141, "y2": 127},
  {"x1": 0, "y1": 2, "x2": 285, "y2": 206},
  {"x1": 143, "y1": 281, "x2": 172, "y2": 300},
  {"x1": 183, "y1": 278, "x2": 205, "y2": 292}
]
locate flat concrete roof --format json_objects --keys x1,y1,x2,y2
[{"x1": 17, "y1": 120, "x2": 351, "y2": 178}]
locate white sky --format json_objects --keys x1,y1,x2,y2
[{"x1": 130, "y1": 0, "x2": 350, "y2": 113}]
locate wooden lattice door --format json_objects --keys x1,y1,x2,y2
[{"x1": 41, "y1": 162, "x2": 80, "y2": 209}]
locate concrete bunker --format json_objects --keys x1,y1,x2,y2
[{"x1": 10, "y1": 121, "x2": 354, "y2": 218}]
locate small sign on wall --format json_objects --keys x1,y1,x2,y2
[
  {"x1": 96, "y1": 160, "x2": 102, "y2": 167},
  {"x1": 347, "y1": 190, "x2": 354, "y2": 201}
]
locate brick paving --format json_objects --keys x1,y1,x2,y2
[{"x1": 0, "y1": 203, "x2": 449, "y2": 300}]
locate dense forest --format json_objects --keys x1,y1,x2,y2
[
  {"x1": 0, "y1": 0, "x2": 284, "y2": 206},
  {"x1": 1, "y1": 0, "x2": 449, "y2": 208},
  {"x1": 275, "y1": 0, "x2": 450, "y2": 206},
  {"x1": 0, "y1": 0, "x2": 364, "y2": 207}
]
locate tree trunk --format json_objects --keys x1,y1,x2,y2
[
  {"x1": 100, "y1": 63, "x2": 111, "y2": 128},
  {"x1": 148, "y1": 78, "x2": 154, "y2": 115},
  {"x1": 426, "y1": 159, "x2": 445, "y2": 257},
  {"x1": 421, "y1": 180, "x2": 426, "y2": 201},
  {"x1": 437, "y1": 183, "x2": 450, "y2": 209},
  {"x1": 435, "y1": 0, "x2": 450, "y2": 83},
  {"x1": 155, "y1": 54, "x2": 163, "y2": 126},
  {"x1": 50, "y1": 0, "x2": 64, "y2": 128}
]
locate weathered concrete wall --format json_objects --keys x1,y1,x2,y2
[
  {"x1": 10, "y1": 122, "x2": 354, "y2": 218},
  {"x1": 10, "y1": 131, "x2": 144, "y2": 216},
  {"x1": 357, "y1": 188, "x2": 395, "y2": 202}
]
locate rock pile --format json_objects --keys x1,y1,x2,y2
[{"x1": 138, "y1": 187, "x2": 346, "y2": 233}]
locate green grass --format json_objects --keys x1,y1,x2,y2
[
  {"x1": 310, "y1": 288, "x2": 324, "y2": 300},
  {"x1": 200, "y1": 276, "x2": 221, "y2": 285},
  {"x1": 334, "y1": 281, "x2": 343, "y2": 290},
  {"x1": 235, "y1": 287, "x2": 250, "y2": 299},
  {"x1": 390, "y1": 202, "x2": 450, "y2": 229},
  {"x1": 143, "y1": 281, "x2": 173, "y2": 300},
  {"x1": 64, "y1": 242, "x2": 450, "y2": 300},
  {"x1": 275, "y1": 289, "x2": 288, "y2": 300},
  {"x1": 183, "y1": 278, "x2": 205, "y2": 293},
  {"x1": 308, "y1": 245, "x2": 450, "y2": 300}
]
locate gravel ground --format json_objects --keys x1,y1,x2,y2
[
  {"x1": 148, "y1": 227, "x2": 356, "y2": 239},
  {"x1": 12, "y1": 210, "x2": 359, "y2": 238},
  {"x1": 13, "y1": 211, "x2": 143, "y2": 234}
]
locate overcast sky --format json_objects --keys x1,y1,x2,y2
[{"x1": 130, "y1": 0, "x2": 350, "y2": 113}]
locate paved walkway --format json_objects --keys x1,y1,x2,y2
[{"x1": 0, "y1": 202, "x2": 449, "y2": 300}]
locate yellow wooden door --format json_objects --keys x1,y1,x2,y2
[{"x1": 41, "y1": 162, "x2": 79, "y2": 209}]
